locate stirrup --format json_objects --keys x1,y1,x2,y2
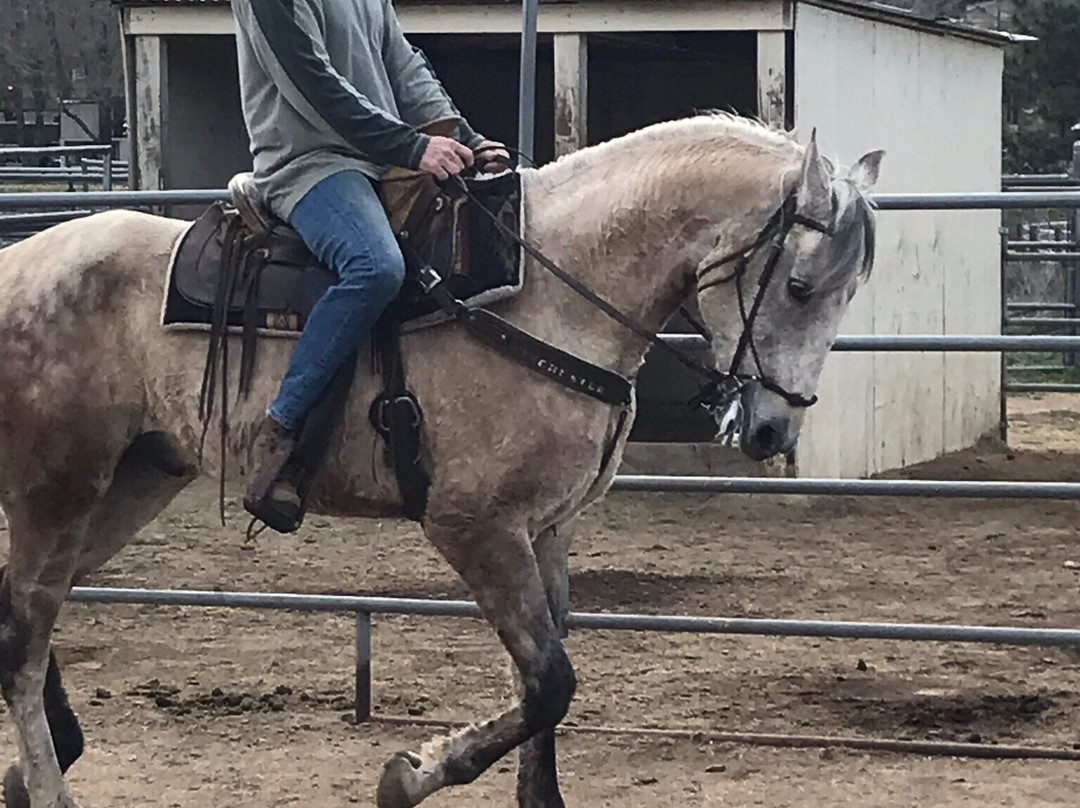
[{"x1": 243, "y1": 438, "x2": 303, "y2": 533}]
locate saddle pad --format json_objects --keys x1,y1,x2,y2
[{"x1": 161, "y1": 171, "x2": 525, "y2": 337}]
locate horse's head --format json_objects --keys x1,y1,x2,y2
[{"x1": 694, "y1": 134, "x2": 883, "y2": 460}]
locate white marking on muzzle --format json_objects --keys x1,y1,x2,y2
[{"x1": 716, "y1": 397, "x2": 742, "y2": 448}]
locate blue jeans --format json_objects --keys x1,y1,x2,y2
[{"x1": 268, "y1": 170, "x2": 405, "y2": 429}]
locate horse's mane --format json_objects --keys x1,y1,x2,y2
[
  {"x1": 536, "y1": 112, "x2": 876, "y2": 290},
  {"x1": 543, "y1": 112, "x2": 804, "y2": 184}
]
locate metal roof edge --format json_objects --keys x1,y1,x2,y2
[{"x1": 799, "y1": 0, "x2": 1020, "y2": 46}]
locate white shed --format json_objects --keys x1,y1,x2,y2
[{"x1": 116, "y1": 0, "x2": 1009, "y2": 478}]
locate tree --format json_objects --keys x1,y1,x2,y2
[
  {"x1": 0, "y1": 0, "x2": 122, "y2": 135},
  {"x1": 1002, "y1": 0, "x2": 1080, "y2": 172}
]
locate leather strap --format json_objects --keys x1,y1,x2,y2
[
  {"x1": 418, "y1": 266, "x2": 632, "y2": 407},
  {"x1": 370, "y1": 322, "x2": 431, "y2": 522},
  {"x1": 462, "y1": 308, "x2": 632, "y2": 406}
]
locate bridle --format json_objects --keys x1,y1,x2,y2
[
  {"x1": 452, "y1": 155, "x2": 837, "y2": 419},
  {"x1": 688, "y1": 188, "x2": 836, "y2": 412}
]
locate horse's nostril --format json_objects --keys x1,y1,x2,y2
[{"x1": 754, "y1": 422, "x2": 784, "y2": 452}]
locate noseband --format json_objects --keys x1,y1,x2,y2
[{"x1": 453, "y1": 176, "x2": 833, "y2": 420}]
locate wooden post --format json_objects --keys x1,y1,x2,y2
[
  {"x1": 133, "y1": 35, "x2": 168, "y2": 191},
  {"x1": 120, "y1": 30, "x2": 138, "y2": 188},
  {"x1": 756, "y1": 31, "x2": 787, "y2": 129},
  {"x1": 553, "y1": 34, "x2": 588, "y2": 158}
]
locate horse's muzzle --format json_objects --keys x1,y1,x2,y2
[{"x1": 738, "y1": 383, "x2": 800, "y2": 461}]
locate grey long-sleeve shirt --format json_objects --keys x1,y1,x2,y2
[{"x1": 232, "y1": 0, "x2": 485, "y2": 219}]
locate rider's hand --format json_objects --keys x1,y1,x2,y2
[
  {"x1": 475, "y1": 140, "x2": 511, "y2": 173},
  {"x1": 419, "y1": 136, "x2": 475, "y2": 180}
]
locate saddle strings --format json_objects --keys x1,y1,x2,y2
[{"x1": 196, "y1": 213, "x2": 251, "y2": 526}]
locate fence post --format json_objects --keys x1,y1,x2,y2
[
  {"x1": 103, "y1": 149, "x2": 114, "y2": 192},
  {"x1": 355, "y1": 611, "x2": 372, "y2": 722},
  {"x1": 999, "y1": 227, "x2": 1010, "y2": 441},
  {"x1": 1069, "y1": 134, "x2": 1080, "y2": 367}
]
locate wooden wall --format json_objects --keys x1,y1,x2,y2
[{"x1": 792, "y1": 4, "x2": 1003, "y2": 478}]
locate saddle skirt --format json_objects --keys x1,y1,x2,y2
[{"x1": 162, "y1": 170, "x2": 525, "y2": 337}]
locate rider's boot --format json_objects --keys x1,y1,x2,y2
[{"x1": 244, "y1": 415, "x2": 303, "y2": 533}]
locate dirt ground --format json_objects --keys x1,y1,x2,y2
[{"x1": 3, "y1": 394, "x2": 1080, "y2": 806}]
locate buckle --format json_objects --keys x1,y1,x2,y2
[
  {"x1": 418, "y1": 266, "x2": 443, "y2": 294},
  {"x1": 392, "y1": 395, "x2": 422, "y2": 427},
  {"x1": 372, "y1": 395, "x2": 423, "y2": 433}
]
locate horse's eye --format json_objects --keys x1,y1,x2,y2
[{"x1": 787, "y1": 277, "x2": 814, "y2": 302}]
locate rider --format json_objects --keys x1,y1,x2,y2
[{"x1": 232, "y1": 0, "x2": 507, "y2": 528}]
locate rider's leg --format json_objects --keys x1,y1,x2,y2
[
  {"x1": 246, "y1": 170, "x2": 405, "y2": 527},
  {"x1": 269, "y1": 170, "x2": 405, "y2": 429}
]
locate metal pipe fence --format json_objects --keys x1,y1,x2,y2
[
  {"x1": 1007, "y1": 241, "x2": 1078, "y2": 250},
  {"x1": 1004, "y1": 317, "x2": 1080, "y2": 328},
  {"x1": 1004, "y1": 251, "x2": 1080, "y2": 262},
  {"x1": 1006, "y1": 382, "x2": 1080, "y2": 393},
  {"x1": 1, "y1": 189, "x2": 1080, "y2": 211},
  {"x1": 65, "y1": 586, "x2": 1080, "y2": 722},
  {"x1": 1007, "y1": 301, "x2": 1076, "y2": 311},
  {"x1": 1000, "y1": 161, "x2": 1080, "y2": 392},
  {"x1": 0, "y1": 145, "x2": 113, "y2": 159},
  {"x1": 1007, "y1": 365, "x2": 1070, "y2": 373},
  {"x1": 660, "y1": 334, "x2": 1080, "y2": 352},
  {"x1": 609, "y1": 475, "x2": 1080, "y2": 499},
  {"x1": 0, "y1": 145, "x2": 119, "y2": 191}
]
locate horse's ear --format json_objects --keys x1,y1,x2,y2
[
  {"x1": 796, "y1": 129, "x2": 832, "y2": 220},
  {"x1": 847, "y1": 150, "x2": 885, "y2": 192}
]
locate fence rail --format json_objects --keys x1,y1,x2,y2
[
  {"x1": 1, "y1": 189, "x2": 1080, "y2": 211},
  {"x1": 609, "y1": 475, "x2": 1080, "y2": 499},
  {"x1": 660, "y1": 334, "x2": 1080, "y2": 352},
  {"x1": 0, "y1": 144, "x2": 113, "y2": 159},
  {"x1": 66, "y1": 585, "x2": 1080, "y2": 722}
]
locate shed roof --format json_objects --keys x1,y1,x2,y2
[{"x1": 112, "y1": 0, "x2": 1018, "y2": 45}]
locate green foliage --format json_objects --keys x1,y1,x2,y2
[{"x1": 1003, "y1": 0, "x2": 1080, "y2": 172}]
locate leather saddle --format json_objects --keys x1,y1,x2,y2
[
  {"x1": 167, "y1": 116, "x2": 479, "y2": 333},
  {"x1": 166, "y1": 168, "x2": 522, "y2": 337},
  {"x1": 168, "y1": 181, "x2": 335, "y2": 333}
]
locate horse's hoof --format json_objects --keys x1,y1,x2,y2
[
  {"x1": 376, "y1": 751, "x2": 425, "y2": 808},
  {"x1": 2, "y1": 764, "x2": 29, "y2": 808}
]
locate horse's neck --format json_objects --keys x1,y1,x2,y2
[{"x1": 519, "y1": 153, "x2": 776, "y2": 377}]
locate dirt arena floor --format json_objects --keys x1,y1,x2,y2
[{"x1": 2, "y1": 394, "x2": 1080, "y2": 806}]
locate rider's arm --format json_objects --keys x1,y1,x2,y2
[
  {"x1": 235, "y1": 0, "x2": 430, "y2": 168},
  {"x1": 380, "y1": 3, "x2": 486, "y2": 150}
]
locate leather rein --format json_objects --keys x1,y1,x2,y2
[{"x1": 449, "y1": 171, "x2": 833, "y2": 417}]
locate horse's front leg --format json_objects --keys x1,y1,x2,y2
[
  {"x1": 376, "y1": 513, "x2": 575, "y2": 808},
  {"x1": 517, "y1": 525, "x2": 572, "y2": 808}
]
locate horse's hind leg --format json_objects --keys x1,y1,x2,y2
[
  {"x1": 376, "y1": 515, "x2": 575, "y2": 808},
  {"x1": 517, "y1": 525, "x2": 572, "y2": 808}
]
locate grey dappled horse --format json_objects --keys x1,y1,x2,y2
[{"x1": 0, "y1": 113, "x2": 881, "y2": 808}]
